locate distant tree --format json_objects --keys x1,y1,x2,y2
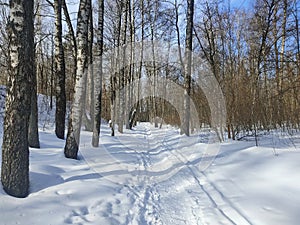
[
  {"x1": 28, "y1": 0, "x2": 41, "y2": 148},
  {"x1": 0, "y1": 4, "x2": 9, "y2": 84},
  {"x1": 117, "y1": 0, "x2": 129, "y2": 134},
  {"x1": 84, "y1": 2, "x2": 94, "y2": 132},
  {"x1": 1, "y1": 0, "x2": 34, "y2": 198},
  {"x1": 28, "y1": 49, "x2": 40, "y2": 148}
]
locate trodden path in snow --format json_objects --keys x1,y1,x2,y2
[{"x1": 80, "y1": 123, "x2": 253, "y2": 225}]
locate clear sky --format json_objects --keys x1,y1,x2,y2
[{"x1": 230, "y1": 0, "x2": 252, "y2": 9}]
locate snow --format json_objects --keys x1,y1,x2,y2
[{"x1": 0, "y1": 97, "x2": 300, "y2": 224}]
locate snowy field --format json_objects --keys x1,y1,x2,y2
[{"x1": 0, "y1": 97, "x2": 300, "y2": 224}]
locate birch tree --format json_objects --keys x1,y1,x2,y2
[
  {"x1": 1, "y1": 0, "x2": 34, "y2": 198},
  {"x1": 118, "y1": 0, "x2": 128, "y2": 133},
  {"x1": 182, "y1": 0, "x2": 194, "y2": 136},
  {"x1": 64, "y1": 0, "x2": 91, "y2": 159},
  {"x1": 92, "y1": 0, "x2": 104, "y2": 147}
]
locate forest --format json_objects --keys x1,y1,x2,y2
[{"x1": 0, "y1": 0, "x2": 299, "y2": 200}]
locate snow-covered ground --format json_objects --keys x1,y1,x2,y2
[
  {"x1": 0, "y1": 96, "x2": 300, "y2": 224},
  {"x1": 0, "y1": 119, "x2": 300, "y2": 225}
]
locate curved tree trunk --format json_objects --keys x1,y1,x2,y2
[
  {"x1": 64, "y1": 0, "x2": 91, "y2": 159},
  {"x1": 1, "y1": 0, "x2": 34, "y2": 198}
]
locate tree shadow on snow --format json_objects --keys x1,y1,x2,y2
[
  {"x1": 30, "y1": 171, "x2": 103, "y2": 194},
  {"x1": 30, "y1": 172, "x2": 65, "y2": 193}
]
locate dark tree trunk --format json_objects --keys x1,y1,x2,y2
[
  {"x1": 1, "y1": 0, "x2": 34, "y2": 198},
  {"x1": 62, "y1": 0, "x2": 77, "y2": 100},
  {"x1": 28, "y1": 31, "x2": 40, "y2": 147},
  {"x1": 86, "y1": 3, "x2": 94, "y2": 132},
  {"x1": 28, "y1": 55, "x2": 40, "y2": 148},
  {"x1": 64, "y1": 117, "x2": 79, "y2": 159},
  {"x1": 28, "y1": 1, "x2": 41, "y2": 148},
  {"x1": 92, "y1": 0, "x2": 104, "y2": 147},
  {"x1": 54, "y1": 0, "x2": 66, "y2": 139}
]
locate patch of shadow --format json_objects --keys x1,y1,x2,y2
[
  {"x1": 39, "y1": 165, "x2": 65, "y2": 174},
  {"x1": 64, "y1": 173, "x2": 103, "y2": 182},
  {"x1": 30, "y1": 172, "x2": 64, "y2": 193},
  {"x1": 39, "y1": 141, "x2": 65, "y2": 149}
]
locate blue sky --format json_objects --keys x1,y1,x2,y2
[
  {"x1": 230, "y1": 0, "x2": 252, "y2": 9},
  {"x1": 66, "y1": 0, "x2": 252, "y2": 16}
]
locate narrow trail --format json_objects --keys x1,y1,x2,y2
[
  {"x1": 79, "y1": 122, "x2": 254, "y2": 225},
  {"x1": 122, "y1": 125, "x2": 163, "y2": 225}
]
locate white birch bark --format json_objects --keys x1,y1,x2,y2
[
  {"x1": 64, "y1": 0, "x2": 91, "y2": 159},
  {"x1": 1, "y1": 0, "x2": 34, "y2": 198},
  {"x1": 182, "y1": 0, "x2": 194, "y2": 136}
]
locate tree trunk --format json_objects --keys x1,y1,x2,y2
[
  {"x1": 278, "y1": 0, "x2": 288, "y2": 127},
  {"x1": 110, "y1": 2, "x2": 122, "y2": 136},
  {"x1": 175, "y1": 0, "x2": 184, "y2": 68},
  {"x1": 28, "y1": 1, "x2": 40, "y2": 148},
  {"x1": 54, "y1": 0, "x2": 66, "y2": 139},
  {"x1": 125, "y1": 0, "x2": 135, "y2": 130},
  {"x1": 1, "y1": 0, "x2": 34, "y2": 198},
  {"x1": 50, "y1": 34, "x2": 54, "y2": 110},
  {"x1": 85, "y1": 3, "x2": 94, "y2": 132},
  {"x1": 118, "y1": 1, "x2": 129, "y2": 134},
  {"x1": 62, "y1": 0, "x2": 77, "y2": 100},
  {"x1": 133, "y1": 0, "x2": 145, "y2": 128},
  {"x1": 64, "y1": 0, "x2": 91, "y2": 159},
  {"x1": 28, "y1": 51, "x2": 40, "y2": 148},
  {"x1": 92, "y1": 0, "x2": 104, "y2": 147},
  {"x1": 182, "y1": 0, "x2": 194, "y2": 136}
]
